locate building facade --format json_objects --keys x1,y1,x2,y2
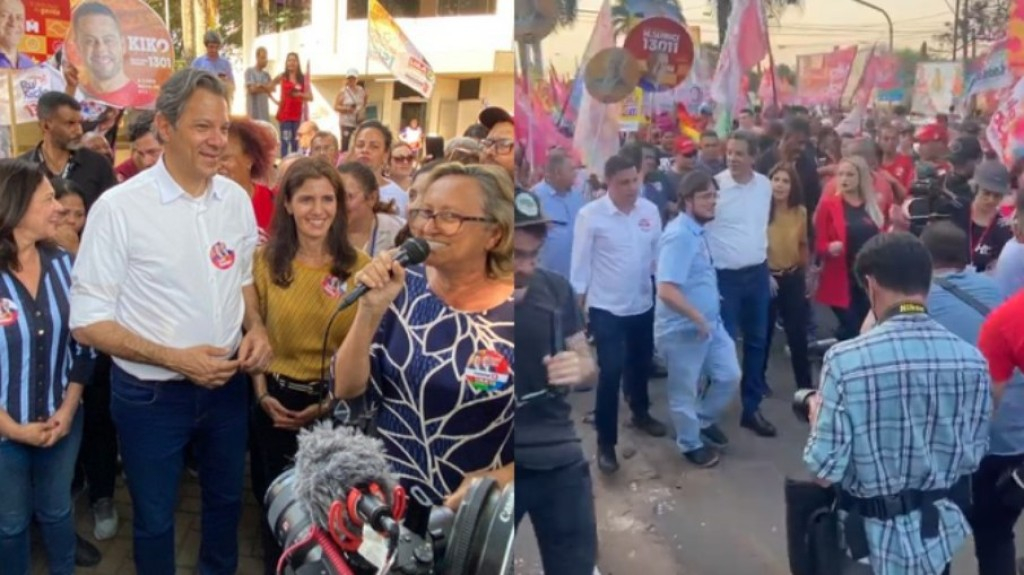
[{"x1": 240, "y1": 0, "x2": 515, "y2": 141}]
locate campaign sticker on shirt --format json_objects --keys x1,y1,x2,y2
[
  {"x1": 639, "y1": 217, "x2": 652, "y2": 232},
  {"x1": 321, "y1": 275, "x2": 347, "y2": 299},
  {"x1": 464, "y1": 349, "x2": 511, "y2": 393},
  {"x1": 0, "y1": 298, "x2": 18, "y2": 327},
  {"x1": 209, "y1": 241, "x2": 236, "y2": 270}
]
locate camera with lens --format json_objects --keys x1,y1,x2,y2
[
  {"x1": 792, "y1": 389, "x2": 819, "y2": 424},
  {"x1": 905, "y1": 165, "x2": 969, "y2": 236},
  {"x1": 265, "y1": 468, "x2": 514, "y2": 575}
]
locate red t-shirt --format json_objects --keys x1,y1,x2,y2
[
  {"x1": 114, "y1": 158, "x2": 140, "y2": 182},
  {"x1": 881, "y1": 154, "x2": 914, "y2": 190},
  {"x1": 978, "y1": 290, "x2": 1024, "y2": 384},
  {"x1": 252, "y1": 183, "x2": 276, "y2": 245},
  {"x1": 88, "y1": 80, "x2": 153, "y2": 109},
  {"x1": 276, "y1": 78, "x2": 304, "y2": 122}
]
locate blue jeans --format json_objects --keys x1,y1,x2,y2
[
  {"x1": 279, "y1": 120, "x2": 299, "y2": 157},
  {"x1": 111, "y1": 366, "x2": 249, "y2": 575},
  {"x1": 657, "y1": 322, "x2": 741, "y2": 453},
  {"x1": 514, "y1": 460, "x2": 597, "y2": 575},
  {"x1": 717, "y1": 262, "x2": 771, "y2": 418},
  {"x1": 589, "y1": 306, "x2": 654, "y2": 447},
  {"x1": 0, "y1": 408, "x2": 83, "y2": 575}
]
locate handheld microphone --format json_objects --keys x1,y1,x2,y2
[{"x1": 336, "y1": 237, "x2": 431, "y2": 311}]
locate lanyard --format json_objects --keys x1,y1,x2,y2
[
  {"x1": 878, "y1": 302, "x2": 927, "y2": 323},
  {"x1": 366, "y1": 216, "x2": 380, "y2": 256}
]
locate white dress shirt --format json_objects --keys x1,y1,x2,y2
[
  {"x1": 570, "y1": 195, "x2": 662, "y2": 316},
  {"x1": 705, "y1": 169, "x2": 772, "y2": 270},
  {"x1": 70, "y1": 159, "x2": 259, "y2": 381}
]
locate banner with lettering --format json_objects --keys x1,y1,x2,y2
[
  {"x1": 985, "y1": 75, "x2": 1024, "y2": 165},
  {"x1": 623, "y1": 17, "x2": 695, "y2": 92},
  {"x1": 20, "y1": 0, "x2": 71, "y2": 64},
  {"x1": 368, "y1": 0, "x2": 436, "y2": 98},
  {"x1": 965, "y1": 40, "x2": 1012, "y2": 97},
  {"x1": 619, "y1": 88, "x2": 644, "y2": 131},
  {"x1": 912, "y1": 62, "x2": 964, "y2": 116},
  {"x1": 64, "y1": 0, "x2": 174, "y2": 109},
  {"x1": 795, "y1": 47, "x2": 858, "y2": 106},
  {"x1": 841, "y1": 46, "x2": 874, "y2": 108}
]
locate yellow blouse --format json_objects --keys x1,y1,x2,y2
[
  {"x1": 767, "y1": 205, "x2": 808, "y2": 271},
  {"x1": 253, "y1": 248, "x2": 371, "y2": 381}
]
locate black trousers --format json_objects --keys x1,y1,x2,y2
[
  {"x1": 75, "y1": 354, "x2": 117, "y2": 504},
  {"x1": 250, "y1": 379, "x2": 323, "y2": 575},
  {"x1": 765, "y1": 269, "x2": 813, "y2": 390},
  {"x1": 589, "y1": 307, "x2": 653, "y2": 448},
  {"x1": 969, "y1": 453, "x2": 1024, "y2": 575},
  {"x1": 515, "y1": 460, "x2": 598, "y2": 575},
  {"x1": 831, "y1": 273, "x2": 871, "y2": 341}
]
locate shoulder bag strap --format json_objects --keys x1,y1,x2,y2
[{"x1": 934, "y1": 276, "x2": 991, "y2": 316}]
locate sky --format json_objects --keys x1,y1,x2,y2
[{"x1": 541, "y1": 0, "x2": 961, "y2": 72}]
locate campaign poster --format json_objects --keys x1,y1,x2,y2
[
  {"x1": 19, "y1": 0, "x2": 71, "y2": 65},
  {"x1": 623, "y1": 17, "x2": 695, "y2": 93},
  {"x1": 63, "y1": 0, "x2": 173, "y2": 109}
]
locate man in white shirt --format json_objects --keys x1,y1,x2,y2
[
  {"x1": 70, "y1": 69, "x2": 273, "y2": 575},
  {"x1": 571, "y1": 154, "x2": 667, "y2": 474},
  {"x1": 705, "y1": 131, "x2": 777, "y2": 437}
]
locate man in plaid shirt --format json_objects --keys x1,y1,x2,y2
[{"x1": 804, "y1": 232, "x2": 991, "y2": 575}]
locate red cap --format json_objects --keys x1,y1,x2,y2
[
  {"x1": 675, "y1": 137, "x2": 697, "y2": 155},
  {"x1": 916, "y1": 124, "x2": 946, "y2": 144}
]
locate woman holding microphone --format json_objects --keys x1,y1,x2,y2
[{"x1": 332, "y1": 162, "x2": 514, "y2": 508}]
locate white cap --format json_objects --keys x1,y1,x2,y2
[{"x1": 345, "y1": 68, "x2": 360, "y2": 78}]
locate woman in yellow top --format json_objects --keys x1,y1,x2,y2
[
  {"x1": 764, "y1": 163, "x2": 812, "y2": 391},
  {"x1": 249, "y1": 157, "x2": 370, "y2": 575}
]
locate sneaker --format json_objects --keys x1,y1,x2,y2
[
  {"x1": 75, "y1": 534, "x2": 101, "y2": 567},
  {"x1": 632, "y1": 415, "x2": 667, "y2": 437},
  {"x1": 92, "y1": 497, "x2": 119, "y2": 541},
  {"x1": 683, "y1": 446, "x2": 720, "y2": 468},
  {"x1": 597, "y1": 445, "x2": 619, "y2": 474},
  {"x1": 700, "y1": 424, "x2": 729, "y2": 448}
]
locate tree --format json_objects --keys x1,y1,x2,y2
[
  {"x1": 517, "y1": 0, "x2": 579, "y2": 81},
  {"x1": 895, "y1": 47, "x2": 929, "y2": 92},
  {"x1": 934, "y1": 0, "x2": 1008, "y2": 59},
  {"x1": 611, "y1": 0, "x2": 685, "y2": 40},
  {"x1": 775, "y1": 62, "x2": 796, "y2": 85},
  {"x1": 712, "y1": 0, "x2": 801, "y2": 46}
]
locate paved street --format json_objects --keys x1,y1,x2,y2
[{"x1": 514, "y1": 311, "x2": 1000, "y2": 575}]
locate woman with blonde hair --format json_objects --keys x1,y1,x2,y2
[
  {"x1": 813, "y1": 156, "x2": 883, "y2": 341},
  {"x1": 333, "y1": 162, "x2": 513, "y2": 510}
]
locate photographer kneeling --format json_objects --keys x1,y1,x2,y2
[{"x1": 804, "y1": 232, "x2": 989, "y2": 574}]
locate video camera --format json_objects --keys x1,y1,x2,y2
[
  {"x1": 264, "y1": 425, "x2": 514, "y2": 575},
  {"x1": 904, "y1": 164, "x2": 966, "y2": 236}
]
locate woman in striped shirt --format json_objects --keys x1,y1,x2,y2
[{"x1": 0, "y1": 160, "x2": 95, "y2": 575}]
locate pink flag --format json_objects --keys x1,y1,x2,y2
[{"x1": 710, "y1": 0, "x2": 768, "y2": 125}]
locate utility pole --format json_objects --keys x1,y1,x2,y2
[
  {"x1": 962, "y1": 0, "x2": 970, "y2": 61},
  {"x1": 851, "y1": 0, "x2": 893, "y2": 52},
  {"x1": 952, "y1": 0, "x2": 960, "y2": 59}
]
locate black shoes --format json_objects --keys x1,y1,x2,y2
[
  {"x1": 741, "y1": 411, "x2": 777, "y2": 437},
  {"x1": 684, "y1": 446, "x2": 720, "y2": 468},
  {"x1": 597, "y1": 445, "x2": 619, "y2": 474},
  {"x1": 75, "y1": 534, "x2": 102, "y2": 567},
  {"x1": 700, "y1": 424, "x2": 730, "y2": 448},
  {"x1": 632, "y1": 415, "x2": 667, "y2": 437}
]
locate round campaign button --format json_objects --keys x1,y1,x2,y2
[
  {"x1": 623, "y1": 17, "x2": 695, "y2": 92},
  {"x1": 584, "y1": 47, "x2": 642, "y2": 104}
]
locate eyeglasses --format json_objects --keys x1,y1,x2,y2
[
  {"x1": 392, "y1": 155, "x2": 415, "y2": 163},
  {"x1": 408, "y1": 208, "x2": 495, "y2": 235},
  {"x1": 481, "y1": 139, "x2": 514, "y2": 154}
]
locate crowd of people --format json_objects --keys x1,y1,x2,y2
[
  {"x1": 0, "y1": 56, "x2": 519, "y2": 574},
  {"x1": 512, "y1": 102, "x2": 1024, "y2": 573}
]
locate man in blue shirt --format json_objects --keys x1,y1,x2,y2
[
  {"x1": 805, "y1": 232, "x2": 989, "y2": 575},
  {"x1": 532, "y1": 148, "x2": 584, "y2": 279},
  {"x1": 655, "y1": 170, "x2": 740, "y2": 468},
  {"x1": 191, "y1": 31, "x2": 235, "y2": 100},
  {"x1": 921, "y1": 221, "x2": 1024, "y2": 575}
]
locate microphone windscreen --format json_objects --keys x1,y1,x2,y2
[{"x1": 293, "y1": 422, "x2": 394, "y2": 530}]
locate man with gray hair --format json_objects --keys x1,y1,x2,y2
[
  {"x1": 70, "y1": 69, "x2": 273, "y2": 575},
  {"x1": 532, "y1": 148, "x2": 584, "y2": 279}
]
